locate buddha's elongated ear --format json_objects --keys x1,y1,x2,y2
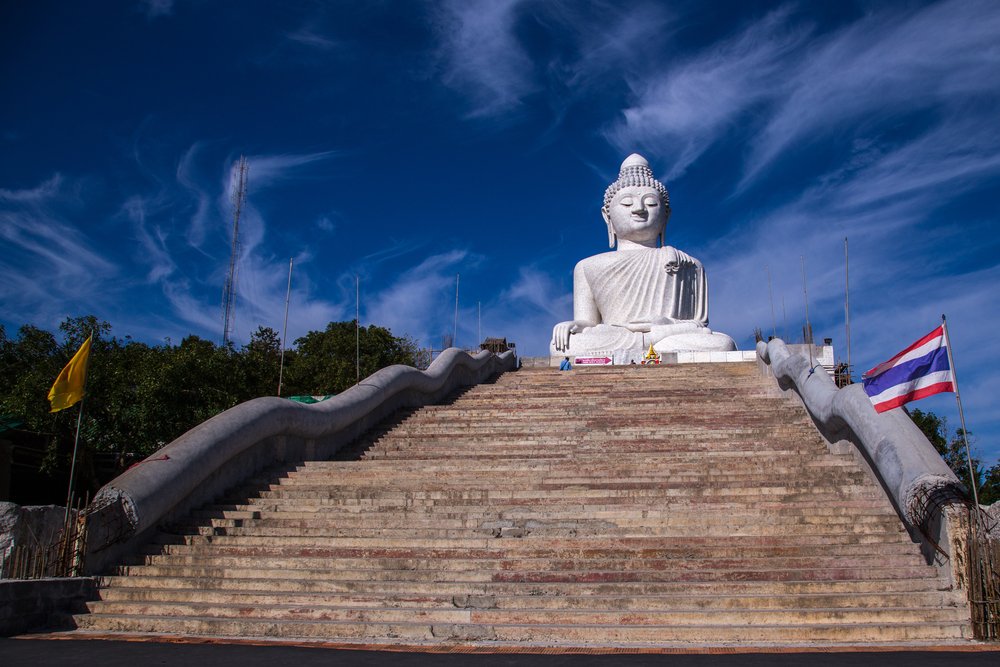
[
  {"x1": 602, "y1": 206, "x2": 616, "y2": 249},
  {"x1": 658, "y1": 231, "x2": 664, "y2": 248}
]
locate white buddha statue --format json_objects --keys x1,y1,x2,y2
[{"x1": 550, "y1": 154, "x2": 736, "y2": 359}]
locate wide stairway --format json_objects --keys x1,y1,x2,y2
[{"x1": 74, "y1": 363, "x2": 971, "y2": 646}]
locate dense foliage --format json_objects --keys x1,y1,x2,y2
[
  {"x1": 0, "y1": 316, "x2": 416, "y2": 498},
  {"x1": 909, "y1": 408, "x2": 999, "y2": 506}
]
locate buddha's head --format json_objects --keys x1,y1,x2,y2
[{"x1": 602, "y1": 154, "x2": 671, "y2": 249}]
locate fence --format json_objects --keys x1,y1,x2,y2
[
  {"x1": 968, "y1": 507, "x2": 1000, "y2": 640},
  {"x1": 1, "y1": 499, "x2": 88, "y2": 579}
]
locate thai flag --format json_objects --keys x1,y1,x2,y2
[{"x1": 862, "y1": 325, "x2": 955, "y2": 413}]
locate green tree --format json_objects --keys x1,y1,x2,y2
[
  {"x1": 284, "y1": 320, "x2": 416, "y2": 395},
  {"x1": 909, "y1": 408, "x2": 998, "y2": 505},
  {"x1": 242, "y1": 326, "x2": 284, "y2": 398}
]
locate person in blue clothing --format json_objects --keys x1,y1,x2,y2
[{"x1": 559, "y1": 356, "x2": 572, "y2": 371}]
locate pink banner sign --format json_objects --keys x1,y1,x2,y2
[{"x1": 575, "y1": 356, "x2": 612, "y2": 365}]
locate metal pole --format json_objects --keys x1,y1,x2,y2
[
  {"x1": 478, "y1": 301, "x2": 481, "y2": 346},
  {"x1": 277, "y1": 257, "x2": 293, "y2": 396},
  {"x1": 356, "y1": 275, "x2": 360, "y2": 384},
  {"x1": 453, "y1": 274, "x2": 460, "y2": 348},
  {"x1": 781, "y1": 296, "x2": 787, "y2": 341},
  {"x1": 801, "y1": 256, "x2": 812, "y2": 343},
  {"x1": 941, "y1": 315, "x2": 980, "y2": 507},
  {"x1": 844, "y1": 238, "x2": 852, "y2": 381},
  {"x1": 64, "y1": 396, "x2": 86, "y2": 523},
  {"x1": 64, "y1": 331, "x2": 92, "y2": 522},
  {"x1": 766, "y1": 265, "x2": 776, "y2": 339}
]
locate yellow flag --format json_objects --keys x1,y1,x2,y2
[{"x1": 48, "y1": 335, "x2": 92, "y2": 412}]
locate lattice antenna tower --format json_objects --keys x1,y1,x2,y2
[{"x1": 222, "y1": 155, "x2": 249, "y2": 346}]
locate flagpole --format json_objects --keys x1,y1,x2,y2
[
  {"x1": 941, "y1": 314, "x2": 980, "y2": 508},
  {"x1": 453, "y1": 274, "x2": 460, "y2": 348},
  {"x1": 278, "y1": 257, "x2": 293, "y2": 396},
  {"x1": 63, "y1": 333, "x2": 93, "y2": 521},
  {"x1": 766, "y1": 265, "x2": 776, "y2": 339},
  {"x1": 356, "y1": 275, "x2": 360, "y2": 385},
  {"x1": 844, "y1": 237, "x2": 852, "y2": 382},
  {"x1": 801, "y1": 255, "x2": 812, "y2": 345},
  {"x1": 64, "y1": 396, "x2": 86, "y2": 522}
]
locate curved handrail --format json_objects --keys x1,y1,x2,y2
[
  {"x1": 84, "y1": 348, "x2": 516, "y2": 574},
  {"x1": 757, "y1": 338, "x2": 965, "y2": 528}
]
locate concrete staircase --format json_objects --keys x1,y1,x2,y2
[{"x1": 74, "y1": 363, "x2": 971, "y2": 646}]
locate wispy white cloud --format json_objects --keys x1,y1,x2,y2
[
  {"x1": 123, "y1": 195, "x2": 176, "y2": 283},
  {"x1": 605, "y1": 7, "x2": 804, "y2": 180},
  {"x1": 285, "y1": 26, "x2": 340, "y2": 51},
  {"x1": 433, "y1": 0, "x2": 535, "y2": 118},
  {"x1": 231, "y1": 151, "x2": 336, "y2": 191},
  {"x1": 176, "y1": 143, "x2": 213, "y2": 249},
  {"x1": 600, "y1": 0, "x2": 1000, "y2": 187},
  {"x1": 139, "y1": 0, "x2": 174, "y2": 19},
  {"x1": 364, "y1": 250, "x2": 473, "y2": 347},
  {"x1": 432, "y1": 0, "x2": 677, "y2": 124},
  {"x1": 161, "y1": 278, "x2": 220, "y2": 334},
  {"x1": 558, "y1": 2, "x2": 674, "y2": 89},
  {"x1": 0, "y1": 174, "x2": 65, "y2": 203},
  {"x1": 743, "y1": 0, "x2": 1000, "y2": 186},
  {"x1": 0, "y1": 175, "x2": 117, "y2": 326},
  {"x1": 488, "y1": 265, "x2": 572, "y2": 355}
]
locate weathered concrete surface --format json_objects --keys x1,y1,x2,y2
[
  {"x1": 757, "y1": 338, "x2": 966, "y2": 565},
  {"x1": 0, "y1": 577, "x2": 97, "y2": 636},
  {"x1": 0, "y1": 503, "x2": 74, "y2": 577},
  {"x1": 83, "y1": 349, "x2": 515, "y2": 576}
]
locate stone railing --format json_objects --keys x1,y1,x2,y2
[
  {"x1": 83, "y1": 348, "x2": 516, "y2": 575},
  {"x1": 757, "y1": 338, "x2": 967, "y2": 567}
]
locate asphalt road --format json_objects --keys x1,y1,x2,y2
[{"x1": 2, "y1": 639, "x2": 999, "y2": 667}]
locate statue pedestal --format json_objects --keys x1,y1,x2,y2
[{"x1": 549, "y1": 349, "x2": 758, "y2": 367}]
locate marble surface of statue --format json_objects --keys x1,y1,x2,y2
[{"x1": 550, "y1": 154, "x2": 736, "y2": 360}]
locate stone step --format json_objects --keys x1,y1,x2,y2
[
  {"x1": 153, "y1": 526, "x2": 914, "y2": 551},
  {"x1": 98, "y1": 574, "x2": 949, "y2": 597},
  {"x1": 208, "y1": 498, "x2": 889, "y2": 513},
  {"x1": 72, "y1": 613, "x2": 970, "y2": 643},
  {"x1": 243, "y1": 488, "x2": 886, "y2": 503},
  {"x1": 170, "y1": 523, "x2": 908, "y2": 540},
  {"x1": 239, "y1": 480, "x2": 879, "y2": 496},
  {"x1": 284, "y1": 456, "x2": 860, "y2": 472},
  {"x1": 275, "y1": 460, "x2": 863, "y2": 474},
  {"x1": 129, "y1": 554, "x2": 929, "y2": 574},
  {"x1": 141, "y1": 541, "x2": 925, "y2": 561},
  {"x1": 95, "y1": 586, "x2": 964, "y2": 612},
  {"x1": 181, "y1": 514, "x2": 905, "y2": 532},
  {"x1": 151, "y1": 533, "x2": 922, "y2": 550},
  {"x1": 114, "y1": 563, "x2": 939, "y2": 583},
  {"x1": 193, "y1": 504, "x2": 898, "y2": 520},
  {"x1": 81, "y1": 600, "x2": 967, "y2": 627}
]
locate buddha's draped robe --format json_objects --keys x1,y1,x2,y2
[
  {"x1": 557, "y1": 246, "x2": 732, "y2": 354},
  {"x1": 582, "y1": 246, "x2": 707, "y2": 328}
]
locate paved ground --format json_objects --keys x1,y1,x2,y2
[{"x1": 2, "y1": 638, "x2": 999, "y2": 667}]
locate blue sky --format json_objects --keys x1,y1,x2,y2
[{"x1": 2, "y1": 1, "x2": 998, "y2": 465}]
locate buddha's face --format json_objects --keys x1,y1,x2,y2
[{"x1": 603, "y1": 185, "x2": 666, "y2": 244}]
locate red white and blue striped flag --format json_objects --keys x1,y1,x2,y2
[{"x1": 862, "y1": 325, "x2": 955, "y2": 413}]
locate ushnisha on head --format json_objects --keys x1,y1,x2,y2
[{"x1": 601, "y1": 154, "x2": 672, "y2": 249}]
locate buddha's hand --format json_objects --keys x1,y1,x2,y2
[
  {"x1": 626, "y1": 317, "x2": 677, "y2": 332},
  {"x1": 649, "y1": 320, "x2": 706, "y2": 341},
  {"x1": 663, "y1": 247, "x2": 694, "y2": 274},
  {"x1": 551, "y1": 321, "x2": 587, "y2": 351}
]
